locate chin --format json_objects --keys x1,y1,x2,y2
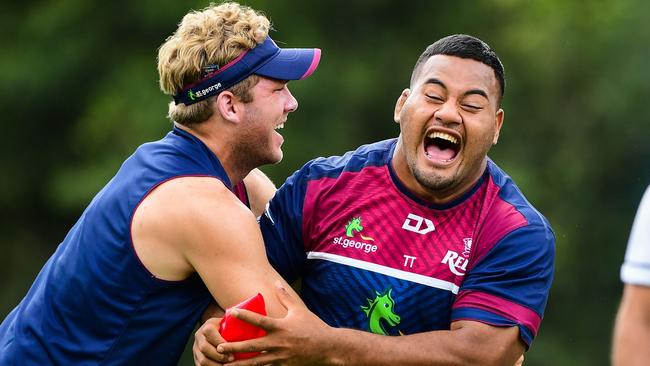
[
  {"x1": 412, "y1": 164, "x2": 458, "y2": 192},
  {"x1": 268, "y1": 150, "x2": 283, "y2": 165},
  {"x1": 416, "y1": 174, "x2": 456, "y2": 192}
]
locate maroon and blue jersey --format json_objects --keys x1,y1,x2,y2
[
  {"x1": 0, "y1": 127, "x2": 249, "y2": 365},
  {"x1": 261, "y1": 139, "x2": 555, "y2": 347}
]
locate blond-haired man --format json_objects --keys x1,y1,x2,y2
[{"x1": 0, "y1": 2, "x2": 320, "y2": 365}]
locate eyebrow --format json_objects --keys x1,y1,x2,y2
[{"x1": 424, "y1": 78, "x2": 490, "y2": 101}]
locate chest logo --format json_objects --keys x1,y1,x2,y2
[
  {"x1": 440, "y1": 238, "x2": 473, "y2": 276},
  {"x1": 441, "y1": 250, "x2": 468, "y2": 276},
  {"x1": 361, "y1": 288, "x2": 401, "y2": 335},
  {"x1": 402, "y1": 213, "x2": 435, "y2": 235},
  {"x1": 334, "y1": 216, "x2": 378, "y2": 253},
  {"x1": 345, "y1": 216, "x2": 374, "y2": 241}
]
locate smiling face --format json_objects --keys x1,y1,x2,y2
[
  {"x1": 392, "y1": 55, "x2": 504, "y2": 204},
  {"x1": 233, "y1": 77, "x2": 298, "y2": 167}
]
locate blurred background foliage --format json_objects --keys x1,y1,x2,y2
[{"x1": 1, "y1": 0, "x2": 649, "y2": 364}]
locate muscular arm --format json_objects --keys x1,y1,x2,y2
[
  {"x1": 217, "y1": 286, "x2": 524, "y2": 366},
  {"x1": 132, "y1": 176, "x2": 302, "y2": 318},
  {"x1": 328, "y1": 321, "x2": 523, "y2": 366},
  {"x1": 612, "y1": 284, "x2": 650, "y2": 366}
]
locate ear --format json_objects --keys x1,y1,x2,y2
[
  {"x1": 215, "y1": 91, "x2": 243, "y2": 124},
  {"x1": 493, "y1": 108, "x2": 505, "y2": 145},
  {"x1": 393, "y1": 89, "x2": 410, "y2": 124}
]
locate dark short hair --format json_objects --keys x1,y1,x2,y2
[{"x1": 411, "y1": 34, "x2": 505, "y2": 105}]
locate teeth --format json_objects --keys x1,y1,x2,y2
[
  {"x1": 427, "y1": 131, "x2": 458, "y2": 145},
  {"x1": 275, "y1": 123, "x2": 284, "y2": 130}
]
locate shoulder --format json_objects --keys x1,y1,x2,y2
[
  {"x1": 265, "y1": 140, "x2": 396, "y2": 226},
  {"x1": 485, "y1": 160, "x2": 553, "y2": 234},
  {"x1": 148, "y1": 176, "x2": 236, "y2": 204},
  {"x1": 289, "y1": 139, "x2": 396, "y2": 184},
  {"x1": 131, "y1": 176, "x2": 254, "y2": 280},
  {"x1": 136, "y1": 176, "x2": 251, "y2": 238},
  {"x1": 472, "y1": 161, "x2": 555, "y2": 264}
]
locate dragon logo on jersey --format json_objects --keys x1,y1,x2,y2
[
  {"x1": 345, "y1": 216, "x2": 374, "y2": 241},
  {"x1": 345, "y1": 217, "x2": 363, "y2": 237},
  {"x1": 361, "y1": 288, "x2": 401, "y2": 335}
]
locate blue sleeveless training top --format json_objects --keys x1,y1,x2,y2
[{"x1": 0, "y1": 127, "x2": 245, "y2": 365}]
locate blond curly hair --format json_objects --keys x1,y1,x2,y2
[{"x1": 157, "y1": 2, "x2": 270, "y2": 126}]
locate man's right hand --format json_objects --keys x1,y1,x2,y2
[{"x1": 193, "y1": 317, "x2": 234, "y2": 366}]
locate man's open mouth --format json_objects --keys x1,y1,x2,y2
[{"x1": 424, "y1": 131, "x2": 460, "y2": 163}]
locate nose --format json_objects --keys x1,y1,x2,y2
[
  {"x1": 433, "y1": 100, "x2": 461, "y2": 125},
  {"x1": 285, "y1": 87, "x2": 298, "y2": 113}
]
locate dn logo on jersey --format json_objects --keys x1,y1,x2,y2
[{"x1": 401, "y1": 213, "x2": 435, "y2": 234}]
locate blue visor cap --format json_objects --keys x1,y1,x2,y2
[{"x1": 174, "y1": 37, "x2": 321, "y2": 106}]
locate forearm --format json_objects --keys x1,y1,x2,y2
[
  {"x1": 324, "y1": 322, "x2": 523, "y2": 366},
  {"x1": 214, "y1": 288, "x2": 524, "y2": 366},
  {"x1": 613, "y1": 285, "x2": 650, "y2": 366},
  {"x1": 613, "y1": 318, "x2": 650, "y2": 366},
  {"x1": 326, "y1": 328, "x2": 467, "y2": 366}
]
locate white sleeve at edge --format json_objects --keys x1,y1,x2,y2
[{"x1": 621, "y1": 185, "x2": 650, "y2": 286}]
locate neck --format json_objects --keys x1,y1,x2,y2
[
  {"x1": 174, "y1": 122, "x2": 251, "y2": 185},
  {"x1": 391, "y1": 140, "x2": 487, "y2": 205}
]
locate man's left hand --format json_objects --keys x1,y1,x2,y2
[
  {"x1": 193, "y1": 317, "x2": 234, "y2": 366},
  {"x1": 217, "y1": 284, "x2": 336, "y2": 366}
]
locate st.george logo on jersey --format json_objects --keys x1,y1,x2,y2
[{"x1": 332, "y1": 216, "x2": 378, "y2": 253}]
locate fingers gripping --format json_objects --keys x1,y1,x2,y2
[
  {"x1": 216, "y1": 286, "x2": 304, "y2": 363},
  {"x1": 231, "y1": 309, "x2": 278, "y2": 331},
  {"x1": 194, "y1": 318, "x2": 234, "y2": 364},
  {"x1": 193, "y1": 332, "x2": 222, "y2": 366}
]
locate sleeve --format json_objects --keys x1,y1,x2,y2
[
  {"x1": 621, "y1": 185, "x2": 650, "y2": 286},
  {"x1": 259, "y1": 168, "x2": 309, "y2": 284},
  {"x1": 451, "y1": 223, "x2": 555, "y2": 348}
]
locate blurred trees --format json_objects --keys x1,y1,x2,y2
[{"x1": 1, "y1": 0, "x2": 649, "y2": 364}]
